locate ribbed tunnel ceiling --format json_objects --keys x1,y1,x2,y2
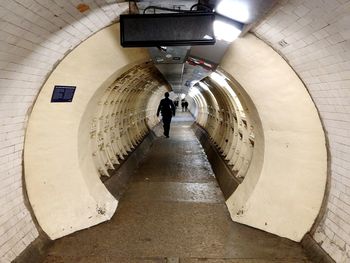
[{"x1": 0, "y1": 1, "x2": 350, "y2": 263}]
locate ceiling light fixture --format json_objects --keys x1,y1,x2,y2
[
  {"x1": 216, "y1": 0, "x2": 250, "y2": 23},
  {"x1": 188, "y1": 86, "x2": 200, "y2": 97},
  {"x1": 213, "y1": 18, "x2": 243, "y2": 42},
  {"x1": 198, "y1": 82, "x2": 210, "y2": 91}
]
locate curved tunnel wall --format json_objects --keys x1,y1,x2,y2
[
  {"x1": 24, "y1": 23, "x2": 169, "y2": 239},
  {"x1": 0, "y1": 1, "x2": 349, "y2": 262},
  {"x1": 0, "y1": 2, "x2": 129, "y2": 262},
  {"x1": 23, "y1": 24, "x2": 326, "y2": 243},
  {"x1": 252, "y1": 1, "x2": 350, "y2": 261},
  {"x1": 188, "y1": 73, "x2": 257, "y2": 181},
  {"x1": 83, "y1": 63, "x2": 167, "y2": 178},
  {"x1": 187, "y1": 34, "x2": 327, "y2": 241},
  {"x1": 221, "y1": 33, "x2": 326, "y2": 241}
]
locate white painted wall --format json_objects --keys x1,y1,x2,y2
[
  {"x1": 0, "y1": 1, "x2": 128, "y2": 261},
  {"x1": 24, "y1": 23, "x2": 149, "y2": 239},
  {"x1": 252, "y1": 0, "x2": 350, "y2": 261},
  {"x1": 220, "y1": 33, "x2": 327, "y2": 242},
  {"x1": 0, "y1": 0, "x2": 348, "y2": 262}
]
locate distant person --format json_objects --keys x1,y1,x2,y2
[
  {"x1": 157, "y1": 92, "x2": 176, "y2": 138},
  {"x1": 181, "y1": 100, "x2": 185, "y2": 112},
  {"x1": 184, "y1": 101, "x2": 188, "y2": 111},
  {"x1": 174, "y1": 100, "x2": 179, "y2": 108}
]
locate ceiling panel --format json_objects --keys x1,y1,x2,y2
[{"x1": 135, "y1": 0, "x2": 278, "y2": 94}]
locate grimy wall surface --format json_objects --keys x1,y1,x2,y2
[
  {"x1": 24, "y1": 23, "x2": 150, "y2": 240},
  {"x1": 0, "y1": 2, "x2": 129, "y2": 261},
  {"x1": 219, "y1": 33, "x2": 326, "y2": 242},
  {"x1": 0, "y1": 1, "x2": 349, "y2": 262},
  {"x1": 252, "y1": 1, "x2": 350, "y2": 261}
]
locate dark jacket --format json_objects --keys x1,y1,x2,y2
[{"x1": 157, "y1": 98, "x2": 176, "y2": 117}]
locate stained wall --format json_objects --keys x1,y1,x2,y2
[{"x1": 252, "y1": 1, "x2": 350, "y2": 261}]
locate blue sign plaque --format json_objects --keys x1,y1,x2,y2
[{"x1": 51, "y1": 85, "x2": 76, "y2": 103}]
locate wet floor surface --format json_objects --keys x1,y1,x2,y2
[{"x1": 43, "y1": 112, "x2": 312, "y2": 263}]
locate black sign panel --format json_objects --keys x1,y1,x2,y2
[
  {"x1": 51, "y1": 85, "x2": 76, "y2": 103},
  {"x1": 120, "y1": 13, "x2": 216, "y2": 47}
]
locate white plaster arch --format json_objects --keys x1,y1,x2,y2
[
  {"x1": 221, "y1": 33, "x2": 327, "y2": 241},
  {"x1": 24, "y1": 23, "x2": 150, "y2": 239}
]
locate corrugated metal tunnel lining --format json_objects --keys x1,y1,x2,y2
[
  {"x1": 23, "y1": 22, "x2": 327, "y2": 246},
  {"x1": 190, "y1": 71, "x2": 256, "y2": 181},
  {"x1": 90, "y1": 63, "x2": 168, "y2": 178}
]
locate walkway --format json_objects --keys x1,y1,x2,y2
[{"x1": 43, "y1": 112, "x2": 311, "y2": 263}]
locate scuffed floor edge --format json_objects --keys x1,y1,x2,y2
[
  {"x1": 12, "y1": 232, "x2": 52, "y2": 263},
  {"x1": 192, "y1": 123, "x2": 240, "y2": 200},
  {"x1": 302, "y1": 233, "x2": 335, "y2": 263}
]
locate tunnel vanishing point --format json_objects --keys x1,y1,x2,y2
[{"x1": 1, "y1": 1, "x2": 350, "y2": 262}]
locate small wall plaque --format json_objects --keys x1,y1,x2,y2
[{"x1": 51, "y1": 85, "x2": 76, "y2": 103}]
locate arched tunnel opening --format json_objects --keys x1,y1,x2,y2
[
  {"x1": 21, "y1": 22, "x2": 327, "y2": 262},
  {"x1": 3, "y1": 1, "x2": 350, "y2": 263}
]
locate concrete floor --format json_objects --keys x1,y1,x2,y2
[{"x1": 43, "y1": 112, "x2": 312, "y2": 263}]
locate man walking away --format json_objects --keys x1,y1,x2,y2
[
  {"x1": 157, "y1": 92, "x2": 176, "y2": 138},
  {"x1": 181, "y1": 100, "x2": 185, "y2": 112},
  {"x1": 184, "y1": 101, "x2": 188, "y2": 111}
]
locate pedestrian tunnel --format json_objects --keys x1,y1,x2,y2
[{"x1": 24, "y1": 23, "x2": 327, "y2": 243}]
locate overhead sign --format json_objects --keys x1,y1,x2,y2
[{"x1": 120, "y1": 13, "x2": 216, "y2": 47}]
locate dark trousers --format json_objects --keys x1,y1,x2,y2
[{"x1": 162, "y1": 116, "x2": 172, "y2": 137}]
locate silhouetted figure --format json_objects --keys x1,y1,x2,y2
[
  {"x1": 157, "y1": 92, "x2": 176, "y2": 138},
  {"x1": 184, "y1": 101, "x2": 188, "y2": 111},
  {"x1": 181, "y1": 100, "x2": 185, "y2": 112}
]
